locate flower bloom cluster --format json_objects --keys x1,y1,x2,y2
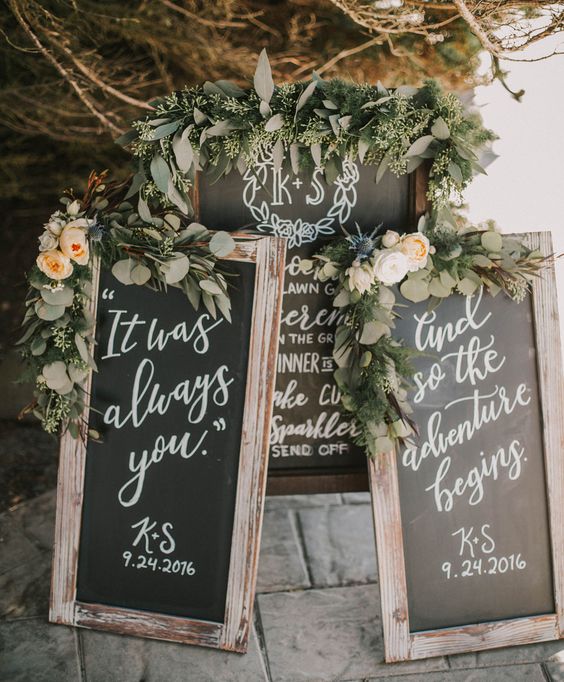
[
  {"x1": 345, "y1": 230, "x2": 434, "y2": 294},
  {"x1": 36, "y1": 200, "x2": 93, "y2": 280}
]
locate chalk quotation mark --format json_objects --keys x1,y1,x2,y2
[
  {"x1": 213, "y1": 418, "x2": 226, "y2": 432},
  {"x1": 102, "y1": 288, "x2": 115, "y2": 300}
]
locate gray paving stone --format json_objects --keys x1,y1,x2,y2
[
  {"x1": 0, "y1": 558, "x2": 51, "y2": 620},
  {"x1": 298, "y1": 504, "x2": 377, "y2": 587},
  {"x1": 80, "y1": 623, "x2": 268, "y2": 681},
  {"x1": 448, "y1": 638, "x2": 564, "y2": 669},
  {"x1": 547, "y1": 660, "x2": 564, "y2": 681},
  {"x1": 341, "y1": 492, "x2": 371, "y2": 505},
  {"x1": 265, "y1": 493, "x2": 342, "y2": 510},
  {"x1": 257, "y1": 509, "x2": 310, "y2": 593},
  {"x1": 375, "y1": 663, "x2": 546, "y2": 681},
  {"x1": 258, "y1": 585, "x2": 447, "y2": 681},
  {"x1": 0, "y1": 513, "x2": 42, "y2": 575},
  {"x1": 12, "y1": 490, "x2": 56, "y2": 552},
  {"x1": 0, "y1": 618, "x2": 80, "y2": 682}
]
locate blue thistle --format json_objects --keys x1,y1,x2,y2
[
  {"x1": 348, "y1": 234, "x2": 375, "y2": 261},
  {"x1": 88, "y1": 222, "x2": 105, "y2": 242}
]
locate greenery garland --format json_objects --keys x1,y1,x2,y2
[
  {"x1": 17, "y1": 171, "x2": 236, "y2": 438},
  {"x1": 302, "y1": 219, "x2": 548, "y2": 456},
  {"x1": 17, "y1": 51, "x2": 500, "y2": 443},
  {"x1": 117, "y1": 50, "x2": 494, "y2": 217}
]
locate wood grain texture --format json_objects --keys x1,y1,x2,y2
[
  {"x1": 49, "y1": 257, "x2": 100, "y2": 624},
  {"x1": 525, "y1": 231, "x2": 564, "y2": 634},
  {"x1": 50, "y1": 234, "x2": 286, "y2": 652},
  {"x1": 221, "y1": 236, "x2": 286, "y2": 652},
  {"x1": 368, "y1": 452, "x2": 410, "y2": 662},
  {"x1": 370, "y1": 230, "x2": 564, "y2": 660}
]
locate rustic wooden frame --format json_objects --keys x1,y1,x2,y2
[
  {"x1": 49, "y1": 235, "x2": 286, "y2": 652},
  {"x1": 369, "y1": 231, "x2": 564, "y2": 661}
]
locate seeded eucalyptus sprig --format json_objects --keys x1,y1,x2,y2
[
  {"x1": 305, "y1": 219, "x2": 549, "y2": 457},
  {"x1": 117, "y1": 50, "x2": 494, "y2": 220},
  {"x1": 18, "y1": 172, "x2": 237, "y2": 439}
]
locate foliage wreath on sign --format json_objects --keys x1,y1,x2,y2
[
  {"x1": 17, "y1": 50, "x2": 545, "y2": 447},
  {"x1": 300, "y1": 218, "x2": 548, "y2": 455},
  {"x1": 17, "y1": 171, "x2": 236, "y2": 438}
]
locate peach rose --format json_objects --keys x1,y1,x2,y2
[
  {"x1": 398, "y1": 233, "x2": 430, "y2": 271},
  {"x1": 59, "y1": 226, "x2": 89, "y2": 265},
  {"x1": 36, "y1": 250, "x2": 73, "y2": 280}
]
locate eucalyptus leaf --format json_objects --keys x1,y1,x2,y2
[
  {"x1": 74, "y1": 333, "x2": 89, "y2": 363},
  {"x1": 130, "y1": 263, "x2": 152, "y2": 285},
  {"x1": 333, "y1": 289, "x2": 350, "y2": 307},
  {"x1": 359, "y1": 320, "x2": 389, "y2": 345},
  {"x1": 172, "y1": 128, "x2": 194, "y2": 172},
  {"x1": 360, "y1": 351, "x2": 372, "y2": 368},
  {"x1": 150, "y1": 154, "x2": 171, "y2": 193},
  {"x1": 439, "y1": 269, "x2": 457, "y2": 289},
  {"x1": 358, "y1": 137, "x2": 370, "y2": 164},
  {"x1": 400, "y1": 278, "x2": 430, "y2": 303},
  {"x1": 43, "y1": 361, "x2": 68, "y2": 389},
  {"x1": 376, "y1": 153, "x2": 390, "y2": 183},
  {"x1": 209, "y1": 231, "x2": 235, "y2": 257},
  {"x1": 295, "y1": 81, "x2": 317, "y2": 119},
  {"x1": 193, "y1": 107, "x2": 207, "y2": 125},
  {"x1": 111, "y1": 258, "x2": 134, "y2": 285},
  {"x1": 457, "y1": 277, "x2": 479, "y2": 296},
  {"x1": 290, "y1": 143, "x2": 301, "y2": 175},
  {"x1": 272, "y1": 138, "x2": 284, "y2": 170},
  {"x1": 215, "y1": 293, "x2": 232, "y2": 322},
  {"x1": 161, "y1": 254, "x2": 190, "y2": 284},
  {"x1": 481, "y1": 230, "x2": 503, "y2": 252},
  {"x1": 148, "y1": 121, "x2": 180, "y2": 140},
  {"x1": 431, "y1": 117, "x2": 450, "y2": 140},
  {"x1": 473, "y1": 254, "x2": 493, "y2": 268},
  {"x1": 30, "y1": 337, "x2": 46, "y2": 356},
  {"x1": 69, "y1": 365, "x2": 88, "y2": 383},
  {"x1": 214, "y1": 79, "x2": 246, "y2": 98},
  {"x1": 202, "y1": 291, "x2": 217, "y2": 318},
  {"x1": 254, "y1": 48, "x2": 274, "y2": 103},
  {"x1": 374, "y1": 436, "x2": 395, "y2": 453},
  {"x1": 199, "y1": 279, "x2": 223, "y2": 295},
  {"x1": 448, "y1": 161, "x2": 463, "y2": 183},
  {"x1": 310, "y1": 143, "x2": 322, "y2": 167},
  {"x1": 35, "y1": 301, "x2": 65, "y2": 321},
  {"x1": 405, "y1": 135, "x2": 434, "y2": 157},
  {"x1": 428, "y1": 277, "x2": 451, "y2": 298},
  {"x1": 137, "y1": 196, "x2": 152, "y2": 223},
  {"x1": 41, "y1": 286, "x2": 73, "y2": 307},
  {"x1": 265, "y1": 113, "x2": 285, "y2": 132}
]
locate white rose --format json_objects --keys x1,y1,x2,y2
[
  {"x1": 372, "y1": 249, "x2": 410, "y2": 285},
  {"x1": 45, "y1": 218, "x2": 64, "y2": 237},
  {"x1": 38, "y1": 231, "x2": 58, "y2": 252},
  {"x1": 382, "y1": 230, "x2": 400, "y2": 248},
  {"x1": 398, "y1": 233, "x2": 431, "y2": 271},
  {"x1": 346, "y1": 262, "x2": 375, "y2": 295}
]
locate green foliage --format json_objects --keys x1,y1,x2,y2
[
  {"x1": 18, "y1": 173, "x2": 236, "y2": 438},
  {"x1": 306, "y1": 219, "x2": 548, "y2": 456},
  {"x1": 120, "y1": 54, "x2": 494, "y2": 213}
]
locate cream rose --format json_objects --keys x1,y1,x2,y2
[
  {"x1": 398, "y1": 233, "x2": 431, "y2": 271},
  {"x1": 37, "y1": 250, "x2": 73, "y2": 280},
  {"x1": 346, "y1": 262, "x2": 375, "y2": 295},
  {"x1": 382, "y1": 230, "x2": 400, "y2": 248},
  {"x1": 38, "y1": 230, "x2": 58, "y2": 252},
  {"x1": 59, "y1": 226, "x2": 89, "y2": 265},
  {"x1": 372, "y1": 249, "x2": 410, "y2": 285}
]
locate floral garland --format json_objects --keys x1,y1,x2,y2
[
  {"x1": 302, "y1": 219, "x2": 548, "y2": 456},
  {"x1": 17, "y1": 172, "x2": 236, "y2": 438},
  {"x1": 117, "y1": 50, "x2": 494, "y2": 218}
]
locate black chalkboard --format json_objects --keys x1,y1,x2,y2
[
  {"x1": 76, "y1": 262, "x2": 255, "y2": 622},
  {"x1": 393, "y1": 288, "x2": 554, "y2": 631},
  {"x1": 199, "y1": 161, "x2": 412, "y2": 476}
]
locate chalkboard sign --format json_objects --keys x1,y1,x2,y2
[
  {"x1": 50, "y1": 236, "x2": 286, "y2": 652},
  {"x1": 196, "y1": 159, "x2": 428, "y2": 494},
  {"x1": 370, "y1": 232, "x2": 564, "y2": 661}
]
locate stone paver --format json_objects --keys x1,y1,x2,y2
[
  {"x1": 341, "y1": 492, "x2": 371, "y2": 504},
  {"x1": 0, "y1": 618, "x2": 80, "y2": 682},
  {"x1": 547, "y1": 660, "x2": 564, "y2": 681},
  {"x1": 257, "y1": 509, "x2": 310, "y2": 593},
  {"x1": 265, "y1": 493, "x2": 342, "y2": 510},
  {"x1": 375, "y1": 663, "x2": 546, "y2": 681},
  {"x1": 79, "y1": 623, "x2": 268, "y2": 682},
  {"x1": 0, "y1": 558, "x2": 50, "y2": 620},
  {"x1": 258, "y1": 585, "x2": 447, "y2": 681},
  {"x1": 298, "y1": 504, "x2": 377, "y2": 587}
]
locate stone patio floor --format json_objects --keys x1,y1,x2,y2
[{"x1": 2, "y1": 489, "x2": 564, "y2": 681}]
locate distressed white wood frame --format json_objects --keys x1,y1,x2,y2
[
  {"x1": 49, "y1": 235, "x2": 287, "y2": 653},
  {"x1": 369, "y1": 231, "x2": 564, "y2": 661}
]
